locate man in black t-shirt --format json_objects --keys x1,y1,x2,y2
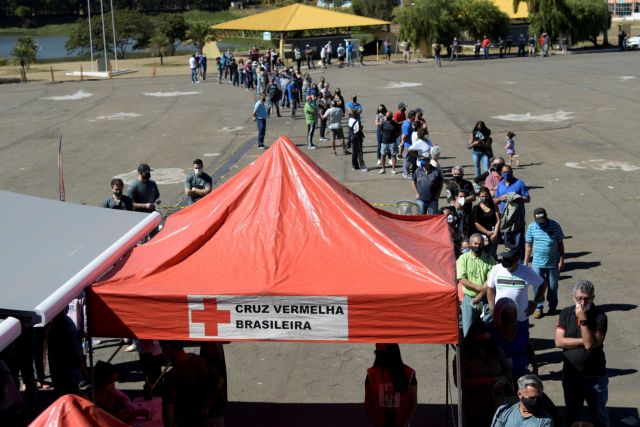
[
  {"x1": 555, "y1": 280, "x2": 609, "y2": 427},
  {"x1": 445, "y1": 166, "x2": 476, "y2": 216}
]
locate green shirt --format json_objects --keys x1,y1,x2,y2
[
  {"x1": 456, "y1": 251, "x2": 496, "y2": 297},
  {"x1": 304, "y1": 102, "x2": 317, "y2": 125}
]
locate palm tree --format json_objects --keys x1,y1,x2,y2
[
  {"x1": 11, "y1": 36, "x2": 38, "y2": 83},
  {"x1": 149, "y1": 33, "x2": 171, "y2": 65},
  {"x1": 186, "y1": 22, "x2": 217, "y2": 53}
]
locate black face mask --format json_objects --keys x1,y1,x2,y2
[
  {"x1": 521, "y1": 397, "x2": 539, "y2": 412},
  {"x1": 501, "y1": 258, "x2": 516, "y2": 269},
  {"x1": 142, "y1": 172, "x2": 151, "y2": 180},
  {"x1": 453, "y1": 176, "x2": 463, "y2": 183},
  {"x1": 470, "y1": 245, "x2": 482, "y2": 255}
]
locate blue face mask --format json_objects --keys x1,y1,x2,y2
[
  {"x1": 417, "y1": 160, "x2": 425, "y2": 168},
  {"x1": 502, "y1": 171, "x2": 513, "y2": 180}
]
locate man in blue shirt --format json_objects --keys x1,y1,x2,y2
[
  {"x1": 345, "y1": 94, "x2": 362, "y2": 149},
  {"x1": 346, "y1": 40, "x2": 354, "y2": 66},
  {"x1": 253, "y1": 96, "x2": 268, "y2": 149},
  {"x1": 524, "y1": 207, "x2": 565, "y2": 318},
  {"x1": 494, "y1": 165, "x2": 530, "y2": 259}
]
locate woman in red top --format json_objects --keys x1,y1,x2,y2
[{"x1": 365, "y1": 344, "x2": 417, "y2": 427}]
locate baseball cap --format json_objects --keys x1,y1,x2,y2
[
  {"x1": 414, "y1": 107, "x2": 423, "y2": 114},
  {"x1": 498, "y1": 245, "x2": 519, "y2": 259},
  {"x1": 137, "y1": 163, "x2": 152, "y2": 173},
  {"x1": 397, "y1": 102, "x2": 406, "y2": 109},
  {"x1": 534, "y1": 207, "x2": 548, "y2": 223}
]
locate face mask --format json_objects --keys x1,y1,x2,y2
[
  {"x1": 470, "y1": 245, "x2": 482, "y2": 254},
  {"x1": 461, "y1": 247, "x2": 470, "y2": 254},
  {"x1": 453, "y1": 175, "x2": 463, "y2": 182},
  {"x1": 457, "y1": 197, "x2": 466, "y2": 206},
  {"x1": 142, "y1": 172, "x2": 151, "y2": 180},
  {"x1": 194, "y1": 168, "x2": 203, "y2": 176},
  {"x1": 479, "y1": 197, "x2": 488, "y2": 203},
  {"x1": 521, "y1": 397, "x2": 539, "y2": 412},
  {"x1": 502, "y1": 171, "x2": 513, "y2": 180},
  {"x1": 112, "y1": 189, "x2": 122, "y2": 197},
  {"x1": 582, "y1": 303, "x2": 592, "y2": 311},
  {"x1": 417, "y1": 160, "x2": 425, "y2": 168}
]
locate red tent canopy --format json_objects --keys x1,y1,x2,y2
[
  {"x1": 88, "y1": 136, "x2": 458, "y2": 344},
  {"x1": 29, "y1": 394, "x2": 128, "y2": 427}
]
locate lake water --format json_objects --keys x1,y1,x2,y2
[{"x1": 0, "y1": 34, "x2": 207, "y2": 60}]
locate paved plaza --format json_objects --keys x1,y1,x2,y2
[{"x1": 1, "y1": 51, "x2": 639, "y2": 425}]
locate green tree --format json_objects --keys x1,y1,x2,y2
[
  {"x1": 186, "y1": 22, "x2": 217, "y2": 52},
  {"x1": 11, "y1": 36, "x2": 38, "y2": 82},
  {"x1": 156, "y1": 13, "x2": 189, "y2": 56},
  {"x1": 566, "y1": 0, "x2": 609, "y2": 46},
  {"x1": 456, "y1": 0, "x2": 511, "y2": 41},
  {"x1": 352, "y1": 0, "x2": 395, "y2": 21},
  {"x1": 149, "y1": 33, "x2": 171, "y2": 65},
  {"x1": 395, "y1": 0, "x2": 458, "y2": 53},
  {"x1": 66, "y1": 10, "x2": 153, "y2": 59}
]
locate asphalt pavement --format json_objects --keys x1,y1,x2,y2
[{"x1": 1, "y1": 50, "x2": 639, "y2": 426}]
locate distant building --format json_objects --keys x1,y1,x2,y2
[{"x1": 608, "y1": 0, "x2": 640, "y2": 17}]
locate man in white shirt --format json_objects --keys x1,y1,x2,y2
[
  {"x1": 486, "y1": 245, "x2": 547, "y2": 325},
  {"x1": 322, "y1": 100, "x2": 347, "y2": 156},
  {"x1": 189, "y1": 54, "x2": 198, "y2": 83}
]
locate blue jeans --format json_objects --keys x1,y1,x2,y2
[
  {"x1": 268, "y1": 98, "x2": 280, "y2": 116},
  {"x1": 532, "y1": 265, "x2": 559, "y2": 311},
  {"x1": 403, "y1": 150, "x2": 416, "y2": 176},
  {"x1": 256, "y1": 119, "x2": 266, "y2": 147},
  {"x1": 471, "y1": 150, "x2": 490, "y2": 178},
  {"x1": 484, "y1": 47, "x2": 490, "y2": 59},
  {"x1": 563, "y1": 369, "x2": 609, "y2": 427},
  {"x1": 307, "y1": 122, "x2": 316, "y2": 146},
  {"x1": 461, "y1": 294, "x2": 484, "y2": 337},
  {"x1": 191, "y1": 68, "x2": 197, "y2": 83},
  {"x1": 376, "y1": 127, "x2": 382, "y2": 160},
  {"x1": 503, "y1": 229, "x2": 525, "y2": 261},
  {"x1": 416, "y1": 199, "x2": 438, "y2": 215}
]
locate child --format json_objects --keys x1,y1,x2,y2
[{"x1": 505, "y1": 131, "x2": 519, "y2": 166}]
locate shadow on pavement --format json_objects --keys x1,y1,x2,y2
[{"x1": 597, "y1": 303, "x2": 637, "y2": 313}]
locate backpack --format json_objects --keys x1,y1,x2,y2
[{"x1": 500, "y1": 193, "x2": 525, "y2": 232}]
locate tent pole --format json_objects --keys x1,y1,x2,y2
[
  {"x1": 88, "y1": 333, "x2": 95, "y2": 402},
  {"x1": 445, "y1": 344, "x2": 449, "y2": 427},
  {"x1": 279, "y1": 32, "x2": 284, "y2": 61},
  {"x1": 456, "y1": 344, "x2": 462, "y2": 427}
]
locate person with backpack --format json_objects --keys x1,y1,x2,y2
[{"x1": 349, "y1": 118, "x2": 367, "y2": 171}]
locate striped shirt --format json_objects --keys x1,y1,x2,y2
[
  {"x1": 525, "y1": 220, "x2": 564, "y2": 268},
  {"x1": 487, "y1": 264, "x2": 544, "y2": 322}
]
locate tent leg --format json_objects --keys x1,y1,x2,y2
[
  {"x1": 445, "y1": 344, "x2": 449, "y2": 427},
  {"x1": 456, "y1": 344, "x2": 462, "y2": 427},
  {"x1": 88, "y1": 334, "x2": 95, "y2": 402},
  {"x1": 279, "y1": 33, "x2": 284, "y2": 62}
]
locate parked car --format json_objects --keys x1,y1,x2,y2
[{"x1": 626, "y1": 34, "x2": 640, "y2": 50}]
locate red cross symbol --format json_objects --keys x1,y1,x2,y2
[{"x1": 190, "y1": 297, "x2": 231, "y2": 337}]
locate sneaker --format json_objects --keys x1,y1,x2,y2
[
  {"x1": 388, "y1": 159, "x2": 393, "y2": 166},
  {"x1": 402, "y1": 173, "x2": 409, "y2": 179},
  {"x1": 379, "y1": 170, "x2": 386, "y2": 174},
  {"x1": 124, "y1": 343, "x2": 137, "y2": 352},
  {"x1": 307, "y1": 145, "x2": 317, "y2": 150},
  {"x1": 391, "y1": 170, "x2": 398, "y2": 175},
  {"x1": 343, "y1": 150, "x2": 351, "y2": 155},
  {"x1": 258, "y1": 145, "x2": 267, "y2": 150},
  {"x1": 360, "y1": 167, "x2": 368, "y2": 172},
  {"x1": 547, "y1": 307, "x2": 558, "y2": 316},
  {"x1": 319, "y1": 137, "x2": 329, "y2": 141},
  {"x1": 533, "y1": 309, "x2": 543, "y2": 319},
  {"x1": 377, "y1": 160, "x2": 382, "y2": 166}
]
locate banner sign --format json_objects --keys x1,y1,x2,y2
[{"x1": 188, "y1": 295, "x2": 348, "y2": 340}]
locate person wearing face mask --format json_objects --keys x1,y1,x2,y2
[
  {"x1": 457, "y1": 233, "x2": 496, "y2": 336},
  {"x1": 455, "y1": 320, "x2": 510, "y2": 427},
  {"x1": 128, "y1": 163, "x2": 160, "y2": 213},
  {"x1": 446, "y1": 166, "x2": 476, "y2": 215},
  {"x1": 471, "y1": 186, "x2": 500, "y2": 257},
  {"x1": 412, "y1": 154, "x2": 443, "y2": 214},
  {"x1": 484, "y1": 157, "x2": 506, "y2": 197},
  {"x1": 102, "y1": 178, "x2": 133, "y2": 210},
  {"x1": 364, "y1": 343, "x2": 417, "y2": 427},
  {"x1": 184, "y1": 159, "x2": 212, "y2": 206},
  {"x1": 524, "y1": 207, "x2": 565, "y2": 319},
  {"x1": 491, "y1": 374, "x2": 553, "y2": 426},
  {"x1": 555, "y1": 280, "x2": 609, "y2": 427},
  {"x1": 486, "y1": 245, "x2": 547, "y2": 329},
  {"x1": 494, "y1": 165, "x2": 530, "y2": 260}
]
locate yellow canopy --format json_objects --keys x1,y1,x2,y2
[
  {"x1": 491, "y1": 0, "x2": 529, "y2": 19},
  {"x1": 212, "y1": 3, "x2": 390, "y2": 32}
]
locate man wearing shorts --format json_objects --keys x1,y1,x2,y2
[
  {"x1": 379, "y1": 112, "x2": 400, "y2": 174},
  {"x1": 322, "y1": 100, "x2": 347, "y2": 156}
]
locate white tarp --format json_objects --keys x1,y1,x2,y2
[{"x1": 0, "y1": 190, "x2": 161, "y2": 328}]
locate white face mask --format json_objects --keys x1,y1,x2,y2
[
  {"x1": 194, "y1": 168, "x2": 203, "y2": 176},
  {"x1": 457, "y1": 197, "x2": 466, "y2": 206}
]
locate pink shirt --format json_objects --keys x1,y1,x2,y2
[{"x1": 485, "y1": 172, "x2": 502, "y2": 194}]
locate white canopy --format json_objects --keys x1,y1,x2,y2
[
  {"x1": 0, "y1": 317, "x2": 21, "y2": 352},
  {"x1": 0, "y1": 190, "x2": 161, "y2": 330}
]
